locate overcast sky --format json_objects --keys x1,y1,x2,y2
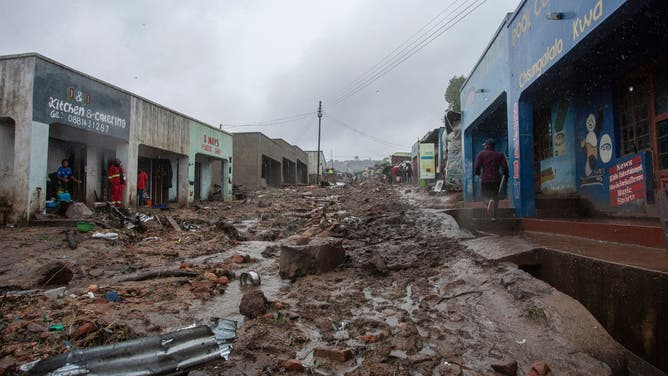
[{"x1": 2, "y1": 0, "x2": 517, "y2": 160}]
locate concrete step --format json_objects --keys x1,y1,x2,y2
[{"x1": 521, "y1": 218, "x2": 666, "y2": 249}]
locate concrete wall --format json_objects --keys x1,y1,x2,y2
[
  {"x1": 0, "y1": 56, "x2": 35, "y2": 222},
  {"x1": 130, "y1": 98, "x2": 189, "y2": 207},
  {"x1": 306, "y1": 151, "x2": 326, "y2": 184},
  {"x1": 233, "y1": 133, "x2": 262, "y2": 190},
  {"x1": 503, "y1": 248, "x2": 668, "y2": 373},
  {"x1": 188, "y1": 121, "x2": 233, "y2": 202}
]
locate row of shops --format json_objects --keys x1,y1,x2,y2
[
  {"x1": 461, "y1": 0, "x2": 668, "y2": 217},
  {"x1": 232, "y1": 132, "x2": 309, "y2": 190},
  {"x1": 0, "y1": 53, "x2": 237, "y2": 223},
  {"x1": 408, "y1": 111, "x2": 463, "y2": 189}
]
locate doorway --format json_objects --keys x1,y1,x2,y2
[{"x1": 194, "y1": 162, "x2": 202, "y2": 201}]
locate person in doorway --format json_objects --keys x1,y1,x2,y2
[
  {"x1": 137, "y1": 169, "x2": 149, "y2": 206},
  {"x1": 474, "y1": 139, "x2": 508, "y2": 220},
  {"x1": 56, "y1": 159, "x2": 81, "y2": 194},
  {"x1": 108, "y1": 158, "x2": 125, "y2": 207}
]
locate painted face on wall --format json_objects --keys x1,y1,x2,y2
[{"x1": 586, "y1": 114, "x2": 596, "y2": 133}]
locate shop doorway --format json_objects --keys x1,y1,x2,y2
[
  {"x1": 138, "y1": 157, "x2": 173, "y2": 206},
  {"x1": 0, "y1": 117, "x2": 15, "y2": 205},
  {"x1": 47, "y1": 137, "x2": 86, "y2": 202},
  {"x1": 194, "y1": 162, "x2": 202, "y2": 201}
]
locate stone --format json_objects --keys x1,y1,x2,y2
[
  {"x1": 73, "y1": 322, "x2": 94, "y2": 340},
  {"x1": 232, "y1": 254, "x2": 247, "y2": 264},
  {"x1": 203, "y1": 272, "x2": 218, "y2": 282},
  {"x1": 35, "y1": 262, "x2": 73, "y2": 287},
  {"x1": 43, "y1": 287, "x2": 67, "y2": 300},
  {"x1": 239, "y1": 290, "x2": 268, "y2": 319},
  {"x1": 257, "y1": 200, "x2": 272, "y2": 208},
  {"x1": 527, "y1": 361, "x2": 551, "y2": 376},
  {"x1": 432, "y1": 363, "x2": 462, "y2": 376},
  {"x1": 283, "y1": 359, "x2": 303, "y2": 371},
  {"x1": 359, "y1": 334, "x2": 380, "y2": 343},
  {"x1": 313, "y1": 347, "x2": 353, "y2": 362},
  {"x1": 491, "y1": 359, "x2": 518, "y2": 375},
  {"x1": 26, "y1": 322, "x2": 46, "y2": 333},
  {"x1": 65, "y1": 202, "x2": 93, "y2": 219},
  {"x1": 0, "y1": 356, "x2": 17, "y2": 376},
  {"x1": 370, "y1": 253, "x2": 388, "y2": 276},
  {"x1": 295, "y1": 237, "x2": 310, "y2": 245},
  {"x1": 279, "y1": 237, "x2": 345, "y2": 280}
]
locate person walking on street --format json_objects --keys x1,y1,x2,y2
[
  {"x1": 108, "y1": 158, "x2": 126, "y2": 207},
  {"x1": 474, "y1": 139, "x2": 508, "y2": 219}
]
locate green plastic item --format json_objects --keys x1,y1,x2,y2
[
  {"x1": 49, "y1": 324, "x2": 64, "y2": 331},
  {"x1": 77, "y1": 221, "x2": 95, "y2": 233}
]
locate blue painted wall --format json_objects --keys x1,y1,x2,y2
[
  {"x1": 460, "y1": 0, "x2": 661, "y2": 217},
  {"x1": 460, "y1": 15, "x2": 511, "y2": 202},
  {"x1": 505, "y1": 0, "x2": 629, "y2": 216}
]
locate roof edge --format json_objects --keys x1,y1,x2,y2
[{"x1": 0, "y1": 52, "x2": 232, "y2": 137}]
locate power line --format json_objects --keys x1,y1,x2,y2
[
  {"x1": 221, "y1": 111, "x2": 315, "y2": 128},
  {"x1": 334, "y1": 0, "x2": 488, "y2": 104},
  {"x1": 334, "y1": 0, "x2": 465, "y2": 101},
  {"x1": 334, "y1": 0, "x2": 479, "y2": 104},
  {"x1": 325, "y1": 113, "x2": 411, "y2": 149}
]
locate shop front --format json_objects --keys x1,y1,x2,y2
[
  {"x1": 32, "y1": 57, "x2": 131, "y2": 209},
  {"x1": 188, "y1": 121, "x2": 233, "y2": 203},
  {"x1": 506, "y1": 0, "x2": 667, "y2": 217},
  {"x1": 461, "y1": 15, "x2": 511, "y2": 202}
]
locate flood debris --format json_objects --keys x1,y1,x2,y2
[
  {"x1": 278, "y1": 236, "x2": 345, "y2": 280},
  {"x1": 20, "y1": 319, "x2": 237, "y2": 375},
  {"x1": 0, "y1": 181, "x2": 638, "y2": 375},
  {"x1": 164, "y1": 214, "x2": 182, "y2": 232},
  {"x1": 239, "y1": 271, "x2": 261, "y2": 286}
]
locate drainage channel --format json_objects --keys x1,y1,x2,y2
[{"x1": 501, "y1": 248, "x2": 668, "y2": 375}]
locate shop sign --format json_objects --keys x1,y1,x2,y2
[
  {"x1": 608, "y1": 155, "x2": 645, "y2": 206},
  {"x1": 509, "y1": 0, "x2": 627, "y2": 91},
  {"x1": 33, "y1": 59, "x2": 131, "y2": 140},
  {"x1": 201, "y1": 134, "x2": 222, "y2": 155},
  {"x1": 419, "y1": 143, "x2": 435, "y2": 180}
]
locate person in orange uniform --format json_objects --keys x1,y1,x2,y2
[
  {"x1": 137, "y1": 169, "x2": 148, "y2": 206},
  {"x1": 108, "y1": 159, "x2": 126, "y2": 207}
]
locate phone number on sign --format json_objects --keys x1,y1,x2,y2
[{"x1": 50, "y1": 110, "x2": 110, "y2": 133}]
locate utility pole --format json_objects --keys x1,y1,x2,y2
[{"x1": 317, "y1": 101, "x2": 322, "y2": 183}]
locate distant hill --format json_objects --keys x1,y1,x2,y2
[{"x1": 329, "y1": 158, "x2": 385, "y2": 173}]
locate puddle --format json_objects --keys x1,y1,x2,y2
[{"x1": 187, "y1": 241, "x2": 291, "y2": 325}]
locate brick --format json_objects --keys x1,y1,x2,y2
[
  {"x1": 314, "y1": 347, "x2": 353, "y2": 362},
  {"x1": 283, "y1": 359, "x2": 303, "y2": 371}
]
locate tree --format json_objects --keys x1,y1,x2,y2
[{"x1": 444, "y1": 75, "x2": 466, "y2": 113}]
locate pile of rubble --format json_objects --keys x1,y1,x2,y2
[{"x1": 0, "y1": 182, "x2": 629, "y2": 375}]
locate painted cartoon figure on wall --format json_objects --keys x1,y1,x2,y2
[{"x1": 580, "y1": 110, "x2": 605, "y2": 185}]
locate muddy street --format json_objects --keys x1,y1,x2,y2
[{"x1": 1, "y1": 183, "x2": 633, "y2": 375}]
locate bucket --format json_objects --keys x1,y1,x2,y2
[
  {"x1": 57, "y1": 192, "x2": 72, "y2": 202},
  {"x1": 77, "y1": 221, "x2": 96, "y2": 233}
]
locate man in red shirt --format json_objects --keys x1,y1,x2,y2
[
  {"x1": 137, "y1": 170, "x2": 149, "y2": 206},
  {"x1": 474, "y1": 139, "x2": 508, "y2": 219}
]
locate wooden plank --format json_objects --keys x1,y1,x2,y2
[{"x1": 165, "y1": 215, "x2": 182, "y2": 232}]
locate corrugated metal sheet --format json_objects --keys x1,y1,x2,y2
[{"x1": 21, "y1": 319, "x2": 237, "y2": 375}]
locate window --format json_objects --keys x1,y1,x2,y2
[{"x1": 618, "y1": 77, "x2": 650, "y2": 155}]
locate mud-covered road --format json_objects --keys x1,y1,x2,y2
[{"x1": 1, "y1": 181, "x2": 630, "y2": 375}]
